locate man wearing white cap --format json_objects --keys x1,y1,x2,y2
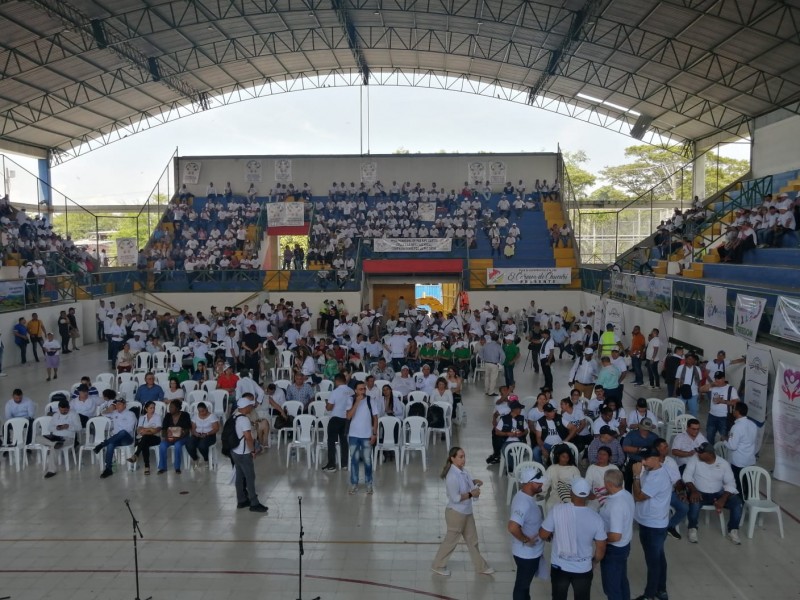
[
  {"x1": 230, "y1": 395, "x2": 268, "y2": 513},
  {"x1": 569, "y1": 347, "x2": 598, "y2": 399},
  {"x1": 508, "y1": 466, "x2": 546, "y2": 600},
  {"x1": 539, "y1": 477, "x2": 607, "y2": 600}
]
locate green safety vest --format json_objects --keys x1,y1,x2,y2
[{"x1": 599, "y1": 331, "x2": 617, "y2": 357}]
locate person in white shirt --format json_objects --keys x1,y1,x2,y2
[
  {"x1": 345, "y1": 381, "x2": 379, "y2": 495},
  {"x1": 670, "y1": 418, "x2": 708, "y2": 468},
  {"x1": 645, "y1": 328, "x2": 662, "y2": 389},
  {"x1": 230, "y1": 396, "x2": 268, "y2": 513},
  {"x1": 416, "y1": 364, "x2": 438, "y2": 395},
  {"x1": 725, "y1": 402, "x2": 758, "y2": 496},
  {"x1": 508, "y1": 466, "x2": 546, "y2": 598},
  {"x1": 631, "y1": 447, "x2": 672, "y2": 600},
  {"x1": 683, "y1": 443, "x2": 743, "y2": 544},
  {"x1": 539, "y1": 478, "x2": 607, "y2": 597},
  {"x1": 39, "y1": 400, "x2": 82, "y2": 478},
  {"x1": 627, "y1": 398, "x2": 658, "y2": 430},
  {"x1": 599, "y1": 469, "x2": 635, "y2": 600},
  {"x1": 432, "y1": 447, "x2": 493, "y2": 577},
  {"x1": 700, "y1": 370, "x2": 740, "y2": 444},
  {"x1": 94, "y1": 397, "x2": 137, "y2": 479},
  {"x1": 127, "y1": 400, "x2": 163, "y2": 474},
  {"x1": 569, "y1": 347, "x2": 598, "y2": 399},
  {"x1": 391, "y1": 365, "x2": 416, "y2": 398}
]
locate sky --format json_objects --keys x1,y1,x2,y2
[{"x1": 2, "y1": 85, "x2": 749, "y2": 206}]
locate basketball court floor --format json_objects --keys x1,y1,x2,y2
[{"x1": 0, "y1": 341, "x2": 795, "y2": 600}]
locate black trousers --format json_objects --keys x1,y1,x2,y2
[
  {"x1": 326, "y1": 416, "x2": 349, "y2": 468},
  {"x1": 540, "y1": 358, "x2": 553, "y2": 389},
  {"x1": 551, "y1": 565, "x2": 593, "y2": 600}
]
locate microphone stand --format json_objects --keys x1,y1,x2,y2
[
  {"x1": 124, "y1": 499, "x2": 152, "y2": 600},
  {"x1": 297, "y1": 496, "x2": 319, "y2": 600}
]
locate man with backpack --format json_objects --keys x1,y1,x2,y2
[{"x1": 222, "y1": 395, "x2": 268, "y2": 513}]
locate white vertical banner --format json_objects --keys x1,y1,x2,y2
[
  {"x1": 744, "y1": 345, "x2": 771, "y2": 423},
  {"x1": 603, "y1": 299, "x2": 626, "y2": 334},
  {"x1": 591, "y1": 300, "x2": 605, "y2": 334},
  {"x1": 772, "y1": 361, "x2": 800, "y2": 486},
  {"x1": 703, "y1": 285, "x2": 728, "y2": 329},
  {"x1": 182, "y1": 161, "x2": 201, "y2": 184},
  {"x1": 116, "y1": 238, "x2": 138, "y2": 265},
  {"x1": 360, "y1": 161, "x2": 377, "y2": 184},
  {"x1": 658, "y1": 311, "x2": 673, "y2": 356},
  {"x1": 770, "y1": 295, "x2": 800, "y2": 343},
  {"x1": 418, "y1": 203, "x2": 436, "y2": 221},
  {"x1": 468, "y1": 161, "x2": 485, "y2": 184},
  {"x1": 244, "y1": 159, "x2": 263, "y2": 183},
  {"x1": 733, "y1": 294, "x2": 767, "y2": 342},
  {"x1": 274, "y1": 159, "x2": 292, "y2": 182},
  {"x1": 488, "y1": 160, "x2": 507, "y2": 185}
]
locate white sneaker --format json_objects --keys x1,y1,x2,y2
[
  {"x1": 431, "y1": 567, "x2": 451, "y2": 577},
  {"x1": 481, "y1": 567, "x2": 496, "y2": 575},
  {"x1": 688, "y1": 528, "x2": 698, "y2": 543},
  {"x1": 727, "y1": 529, "x2": 741, "y2": 545},
  {"x1": 0, "y1": 372, "x2": 7, "y2": 377}
]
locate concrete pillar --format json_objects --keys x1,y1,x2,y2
[
  {"x1": 37, "y1": 157, "x2": 52, "y2": 206},
  {"x1": 692, "y1": 149, "x2": 706, "y2": 201}
]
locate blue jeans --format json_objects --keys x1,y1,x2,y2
[
  {"x1": 512, "y1": 554, "x2": 541, "y2": 600},
  {"x1": 103, "y1": 431, "x2": 134, "y2": 470},
  {"x1": 669, "y1": 491, "x2": 689, "y2": 530},
  {"x1": 631, "y1": 356, "x2": 644, "y2": 384},
  {"x1": 349, "y1": 436, "x2": 373, "y2": 485},
  {"x1": 687, "y1": 491, "x2": 743, "y2": 532},
  {"x1": 684, "y1": 394, "x2": 699, "y2": 416},
  {"x1": 638, "y1": 525, "x2": 667, "y2": 598},
  {"x1": 504, "y1": 363, "x2": 515, "y2": 386},
  {"x1": 533, "y1": 443, "x2": 553, "y2": 464},
  {"x1": 158, "y1": 438, "x2": 188, "y2": 471},
  {"x1": 706, "y1": 414, "x2": 728, "y2": 444},
  {"x1": 600, "y1": 543, "x2": 630, "y2": 600}
]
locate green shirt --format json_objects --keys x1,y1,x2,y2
[
  {"x1": 420, "y1": 345, "x2": 438, "y2": 359},
  {"x1": 596, "y1": 365, "x2": 621, "y2": 389},
  {"x1": 454, "y1": 346, "x2": 471, "y2": 360},
  {"x1": 503, "y1": 344, "x2": 520, "y2": 366}
]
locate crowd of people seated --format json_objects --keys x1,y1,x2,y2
[{"x1": 145, "y1": 194, "x2": 262, "y2": 275}]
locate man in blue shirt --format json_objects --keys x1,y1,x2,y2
[
  {"x1": 134, "y1": 372, "x2": 165, "y2": 404},
  {"x1": 549, "y1": 321, "x2": 570, "y2": 359}
]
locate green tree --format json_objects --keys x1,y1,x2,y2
[
  {"x1": 587, "y1": 185, "x2": 633, "y2": 205},
  {"x1": 563, "y1": 150, "x2": 596, "y2": 201},
  {"x1": 599, "y1": 144, "x2": 690, "y2": 202},
  {"x1": 702, "y1": 153, "x2": 750, "y2": 198}
]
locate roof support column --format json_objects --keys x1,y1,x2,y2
[
  {"x1": 37, "y1": 157, "x2": 52, "y2": 206},
  {"x1": 691, "y1": 144, "x2": 706, "y2": 201}
]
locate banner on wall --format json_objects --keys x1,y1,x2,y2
[
  {"x1": 373, "y1": 238, "x2": 452, "y2": 253},
  {"x1": 635, "y1": 276, "x2": 672, "y2": 312},
  {"x1": 418, "y1": 203, "x2": 437, "y2": 222},
  {"x1": 733, "y1": 294, "x2": 767, "y2": 342},
  {"x1": 486, "y1": 267, "x2": 571, "y2": 286},
  {"x1": 745, "y1": 345, "x2": 771, "y2": 423},
  {"x1": 116, "y1": 238, "x2": 138, "y2": 266},
  {"x1": 360, "y1": 161, "x2": 377, "y2": 184},
  {"x1": 488, "y1": 160, "x2": 507, "y2": 185},
  {"x1": 0, "y1": 279, "x2": 25, "y2": 309},
  {"x1": 244, "y1": 159, "x2": 263, "y2": 183},
  {"x1": 772, "y1": 361, "x2": 800, "y2": 486},
  {"x1": 603, "y1": 299, "x2": 626, "y2": 333},
  {"x1": 591, "y1": 300, "x2": 605, "y2": 335},
  {"x1": 266, "y1": 202, "x2": 304, "y2": 227},
  {"x1": 182, "y1": 161, "x2": 201, "y2": 184},
  {"x1": 703, "y1": 285, "x2": 728, "y2": 329},
  {"x1": 468, "y1": 162, "x2": 485, "y2": 184},
  {"x1": 274, "y1": 159, "x2": 292, "y2": 182},
  {"x1": 610, "y1": 272, "x2": 636, "y2": 303},
  {"x1": 770, "y1": 295, "x2": 800, "y2": 343}
]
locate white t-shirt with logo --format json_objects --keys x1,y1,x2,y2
[
  {"x1": 346, "y1": 396, "x2": 379, "y2": 438},
  {"x1": 541, "y1": 504, "x2": 606, "y2": 573},
  {"x1": 509, "y1": 491, "x2": 545, "y2": 559}
]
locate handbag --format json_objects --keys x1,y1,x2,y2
[
  {"x1": 679, "y1": 384, "x2": 693, "y2": 400},
  {"x1": 43, "y1": 434, "x2": 65, "y2": 443},
  {"x1": 274, "y1": 413, "x2": 294, "y2": 430}
]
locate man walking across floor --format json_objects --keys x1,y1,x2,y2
[
  {"x1": 538, "y1": 328, "x2": 555, "y2": 390},
  {"x1": 229, "y1": 395, "x2": 269, "y2": 513},
  {"x1": 479, "y1": 334, "x2": 505, "y2": 396}
]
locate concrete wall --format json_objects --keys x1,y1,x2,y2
[
  {"x1": 752, "y1": 109, "x2": 800, "y2": 178},
  {"x1": 79, "y1": 293, "x2": 136, "y2": 345},
  {"x1": 137, "y1": 291, "x2": 362, "y2": 317},
  {"x1": 1, "y1": 301, "x2": 82, "y2": 369},
  {"x1": 176, "y1": 153, "x2": 558, "y2": 198}
]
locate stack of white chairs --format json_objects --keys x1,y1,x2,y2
[{"x1": 0, "y1": 418, "x2": 30, "y2": 471}]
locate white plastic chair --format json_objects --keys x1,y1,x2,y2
[
  {"x1": 404, "y1": 400, "x2": 428, "y2": 420},
  {"x1": 700, "y1": 504, "x2": 727, "y2": 536},
  {"x1": 277, "y1": 401, "x2": 304, "y2": 448},
  {"x1": 713, "y1": 441, "x2": 729, "y2": 460},
  {"x1": 308, "y1": 400, "x2": 327, "y2": 418},
  {"x1": 668, "y1": 413, "x2": 696, "y2": 444},
  {"x1": 117, "y1": 372, "x2": 136, "y2": 390},
  {"x1": 646, "y1": 398, "x2": 664, "y2": 420},
  {"x1": 153, "y1": 401, "x2": 167, "y2": 419},
  {"x1": 135, "y1": 353, "x2": 151, "y2": 371},
  {"x1": 276, "y1": 350, "x2": 294, "y2": 380},
  {"x1": 181, "y1": 380, "x2": 199, "y2": 395},
  {"x1": 315, "y1": 391, "x2": 331, "y2": 405},
  {"x1": 155, "y1": 373, "x2": 170, "y2": 389},
  {"x1": 152, "y1": 351, "x2": 168, "y2": 371},
  {"x1": 562, "y1": 441, "x2": 581, "y2": 465},
  {"x1": 132, "y1": 372, "x2": 148, "y2": 387},
  {"x1": 94, "y1": 373, "x2": 114, "y2": 391},
  {"x1": 202, "y1": 380, "x2": 218, "y2": 393},
  {"x1": 313, "y1": 415, "x2": 335, "y2": 467},
  {"x1": 662, "y1": 398, "x2": 685, "y2": 422},
  {"x1": 274, "y1": 379, "x2": 291, "y2": 391},
  {"x1": 286, "y1": 414, "x2": 316, "y2": 468},
  {"x1": 374, "y1": 379, "x2": 392, "y2": 392},
  {"x1": 507, "y1": 459, "x2": 547, "y2": 504},
  {"x1": 317, "y1": 379, "x2": 334, "y2": 393},
  {"x1": 401, "y1": 416, "x2": 428, "y2": 470},
  {"x1": 351, "y1": 372, "x2": 367, "y2": 382},
  {"x1": 471, "y1": 355, "x2": 486, "y2": 383},
  {"x1": 26, "y1": 416, "x2": 52, "y2": 468},
  {"x1": 740, "y1": 466, "x2": 784, "y2": 538},
  {"x1": 118, "y1": 381, "x2": 138, "y2": 402},
  {"x1": 501, "y1": 442, "x2": 533, "y2": 477},
  {"x1": 408, "y1": 390, "x2": 428, "y2": 405},
  {"x1": 0, "y1": 418, "x2": 30, "y2": 471},
  {"x1": 374, "y1": 415, "x2": 402, "y2": 472},
  {"x1": 187, "y1": 390, "x2": 208, "y2": 406},
  {"x1": 427, "y1": 401, "x2": 453, "y2": 448},
  {"x1": 209, "y1": 390, "x2": 229, "y2": 418},
  {"x1": 44, "y1": 401, "x2": 61, "y2": 416},
  {"x1": 78, "y1": 416, "x2": 110, "y2": 469}
]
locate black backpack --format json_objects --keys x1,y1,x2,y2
[
  {"x1": 221, "y1": 414, "x2": 248, "y2": 457},
  {"x1": 427, "y1": 404, "x2": 445, "y2": 428},
  {"x1": 407, "y1": 401, "x2": 426, "y2": 418}
]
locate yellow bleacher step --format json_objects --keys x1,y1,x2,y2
[
  {"x1": 780, "y1": 185, "x2": 800, "y2": 193},
  {"x1": 683, "y1": 269, "x2": 703, "y2": 279},
  {"x1": 469, "y1": 259, "x2": 493, "y2": 268},
  {"x1": 703, "y1": 253, "x2": 720, "y2": 263},
  {"x1": 552, "y1": 247, "x2": 573, "y2": 259},
  {"x1": 556, "y1": 257, "x2": 577, "y2": 268},
  {"x1": 653, "y1": 261, "x2": 668, "y2": 275},
  {"x1": 469, "y1": 269, "x2": 491, "y2": 289},
  {"x1": 264, "y1": 272, "x2": 289, "y2": 291}
]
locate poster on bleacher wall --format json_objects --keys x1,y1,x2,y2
[
  {"x1": 591, "y1": 301, "x2": 605, "y2": 334},
  {"x1": 244, "y1": 159, "x2": 263, "y2": 183},
  {"x1": 610, "y1": 272, "x2": 636, "y2": 303},
  {"x1": 274, "y1": 159, "x2": 292, "y2": 182},
  {"x1": 745, "y1": 345, "x2": 771, "y2": 423},
  {"x1": 0, "y1": 279, "x2": 25, "y2": 309},
  {"x1": 703, "y1": 285, "x2": 728, "y2": 329},
  {"x1": 360, "y1": 161, "x2": 377, "y2": 185},
  {"x1": 182, "y1": 161, "x2": 201, "y2": 184},
  {"x1": 603, "y1": 299, "x2": 626, "y2": 333},
  {"x1": 772, "y1": 361, "x2": 800, "y2": 486},
  {"x1": 418, "y1": 203, "x2": 436, "y2": 222},
  {"x1": 373, "y1": 238, "x2": 452, "y2": 252},
  {"x1": 116, "y1": 238, "x2": 138, "y2": 266},
  {"x1": 488, "y1": 161, "x2": 506, "y2": 185},
  {"x1": 635, "y1": 276, "x2": 672, "y2": 312},
  {"x1": 486, "y1": 267, "x2": 571, "y2": 286},
  {"x1": 266, "y1": 202, "x2": 304, "y2": 227},
  {"x1": 468, "y1": 162, "x2": 485, "y2": 185},
  {"x1": 734, "y1": 294, "x2": 767, "y2": 342},
  {"x1": 770, "y1": 296, "x2": 800, "y2": 343}
]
